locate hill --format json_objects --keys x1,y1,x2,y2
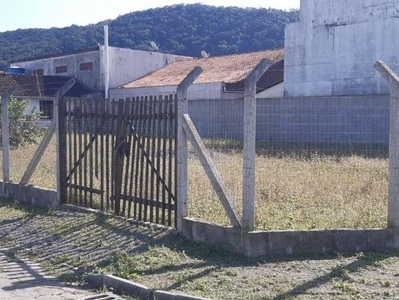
[{"x1": 0, "y1": 4, "x2": 298, "y2": 70}]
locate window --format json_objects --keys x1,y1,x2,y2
[
  {"x1": 80, "y1": 62, "x2": 93, "y2": 71},
  {"x1": 34, "y1": 69, "x2": 44, "y2": 75},
  {"x1": 40, "y1": 100, "x2": 53, "y2": 119},
  {"x1": 55, "y1": 65, "x2": 67, "y2": 74}
]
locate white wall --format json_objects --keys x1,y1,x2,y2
[
  {"x1": 14, "y1": 50, "x2": 102, "y2": 91},
  {"x1": 13, "y1": 47, "x2": 192, "y2": 94},
  {"x1": 256, "y1": 82, "x2": 283, "y2": 98},
  {"x1": 110, "y1": 82, "x2": 223, "y2": 100},
  {"x1": 21, "y1": 97, "x2": 53, "y2": 127},
  {"x1": 25, "y1": 98, "x2": 41, "y2": 114},
  {"x1": 108, "y1": 47, "x2": 193, "y2": 88},
  {"x1": 284, "y1": 0, "x2": 399, "y2": 97}
]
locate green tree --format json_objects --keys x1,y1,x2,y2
[
  {"x1": 0, "y1": 97, "x2": 43, "y2": 148},
  {"x1": 0, "y1": 4, "x2": 299, "y2": 70}
]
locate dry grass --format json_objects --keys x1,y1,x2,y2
[
  {"x1": 0, "y1": 136, "x2": 57, "y2": 188},
  {"x1": 0, "y1": 137, "x2": 389, "y2": 230},
  {"x1": 188, "y1": 150, "x2": 388, "y2": 230}
]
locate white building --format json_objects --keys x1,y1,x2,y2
[
  {"x1": 11, "y1": 46, "x2": 192, "y2": 95},
  {"x1": 284, "y1": 0, "x2": 399, "y2": 97}
]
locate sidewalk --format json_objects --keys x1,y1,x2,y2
[{"x1": 0, "y1": 251, "x2": 119, "y2": 300}]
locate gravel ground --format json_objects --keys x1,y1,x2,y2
[{"x1": 1, "y1": 199, "x2": 399, "y2": 299}]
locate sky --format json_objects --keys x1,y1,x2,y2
[{"x1": 1, "y1": 0, "x2": 300, "y2": 33}]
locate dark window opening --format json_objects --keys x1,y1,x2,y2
[
  {"x1": 40, "y1": 100, "x2": 53, "y2": 119},
  {"x1": 80, "y1": 62, "x2": 93, "y2": 71},
  {"x1": 34, "y1": 69, "x2": 44, "y2": 75},
  {"x1": 55, "y1": 65, "x2": 67, "y2": 74}
]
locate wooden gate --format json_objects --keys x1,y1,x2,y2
[{"x1": 59, "y1": 96, "x2": 177, "y2": 227}]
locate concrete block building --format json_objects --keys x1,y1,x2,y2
[
  {"x1": 284, "y1": 0, "x2": 399, "y2": 97},
  {"x1": 11, "y1": 45, "x2": 192, "y2": 95}
]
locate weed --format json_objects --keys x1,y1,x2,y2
[
  {"x1": 116, "y1": 269, "x2": 139, "y2": 280},
  {"x1": 383, "y1": 280, "x2": 391, "y2": 287}
]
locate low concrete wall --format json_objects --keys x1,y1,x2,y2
[
  {"x1": 0, "y1": 181, "x2": 58, "y2": 208},
  {"x1": 3, "y1": 181, "x2": 397, "y2": 258},
  {"x1": 180, "y1": 218, "x2": 399, "y2": 257}
]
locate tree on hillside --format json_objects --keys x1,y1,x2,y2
[{"x1": 0, "y1": 4, "x2": 298, "y2": 70}]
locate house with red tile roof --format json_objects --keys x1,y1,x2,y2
[{"x1": 110, "y1": 49, "x2": 284, "y2": 100}]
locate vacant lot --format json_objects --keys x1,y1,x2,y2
[
  {"x1": 188, "y1": 152, "x2": 388, "y2": 230},
  {"x1": 0, "y1": 137, "x2": 388, "y2": 230},
  {"x1": 1, "y1": 198, "x2": 399, "y2": 300}
]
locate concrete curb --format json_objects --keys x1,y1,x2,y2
[
  {"x1": 87, "y1": 274, "x2": 211, "y2": 300},
  {"x1": 153, "y1": 290, "x2": 210, "y2": 300}
]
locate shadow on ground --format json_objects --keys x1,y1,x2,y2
[{"x1": 1, "y1": 198, "x2": 399, "y2": 299}]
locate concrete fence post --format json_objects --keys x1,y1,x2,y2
[
  {"x1": 375, "y1": 60, "x2": 399, "y2": 229},
  {"x1": 242, "y1": 59, "x2": 271, "y2": 231},
  {"x1": 176, "y1": 67, "x2": 202, "y2": 232},
  {"x1": 1, "y1": 95, "x2": 10, "y2": 183}
]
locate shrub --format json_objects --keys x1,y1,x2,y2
[{"x1": 0, "y1": 97, "x2": 43, "y2": 148}]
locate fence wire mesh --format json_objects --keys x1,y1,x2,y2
[
  {"x1": 0, "y1": 93, "x2": 389, "y2": 231},
  {"x1": 0, "y1": 95, "x2": 56, "y2": 188},
  {"x1": 187, "y1": 95, "x2": 388, "y2": 230}
]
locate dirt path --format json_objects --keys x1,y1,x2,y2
[{"x1": 0, "y1": 251, "x2": 113, "y2": 300}]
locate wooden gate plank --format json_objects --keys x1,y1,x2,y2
[
  {"x1": 113, "y1": 99, "x2": 128, "y2": 215},
  {"x1": 122, "y1": 99, "x2": 133, "y2": 216},
  {"x1": 155, "y1": 96, "x2": 163, "y2": 224},
  {"x1": 64, "y1": 94, "x2": 177, "y2": 227},
  {"x1": 131, "y1": 97, "x2": 140, "y2": 219},
  {"x1": 167, "y1": 95, "x2": 175, "y2": 226},
  {"x1": 143, "y1": 96, "x2": 151, "y2": 221},
  {"x1": 149, "y1": 96, "x2": 156, "y2": 222}
]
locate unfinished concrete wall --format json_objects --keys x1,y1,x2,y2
[
  {"x1": 13, "y1": 47, "x2": 193, "y2": 93},
  {"x1": 181, "y1": 218, "x2": 399, "y2": 257},
  {"x1": 110, "y1": 82, "x2": 224, "y2": 100},
  {"x1": 0, "y1": 182, "x2": 57, "y2": 208},
  {"x1": 284, "y1": 0, "x2": 399, "y2": 97},
  {"x1": 108, "y1": 47, "x2": 193, "y2": 88},
  {"x1": 187, "y1": 95, "x2": 389, "y2": 153},
  {"x1": 14, "y1": 50, "x2": 102, "y2": 91},
  {"x1": 256, "y1": 82, "x2": 284, "y2": 98}
]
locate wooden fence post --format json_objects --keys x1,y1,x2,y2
[
  {"x1": 55, "y1": 79, "x2": 76, "y2": 205},
  {"x1": 176, "y1": 67, "x2": 202, "y2": 232},
  {"x1": 242, "y1": 59, "x2": 271, "y2": 231},
  {"x1": 113, "y1": 99, "x2": 129, "y2": 215},
  {"x1": 375, "y1": 60, "x2": 399, "y2": 228}
]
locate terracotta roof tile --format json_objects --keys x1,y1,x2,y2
[{"x1": 121, "y1": 49, "x2": 284, "y2": 88}]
